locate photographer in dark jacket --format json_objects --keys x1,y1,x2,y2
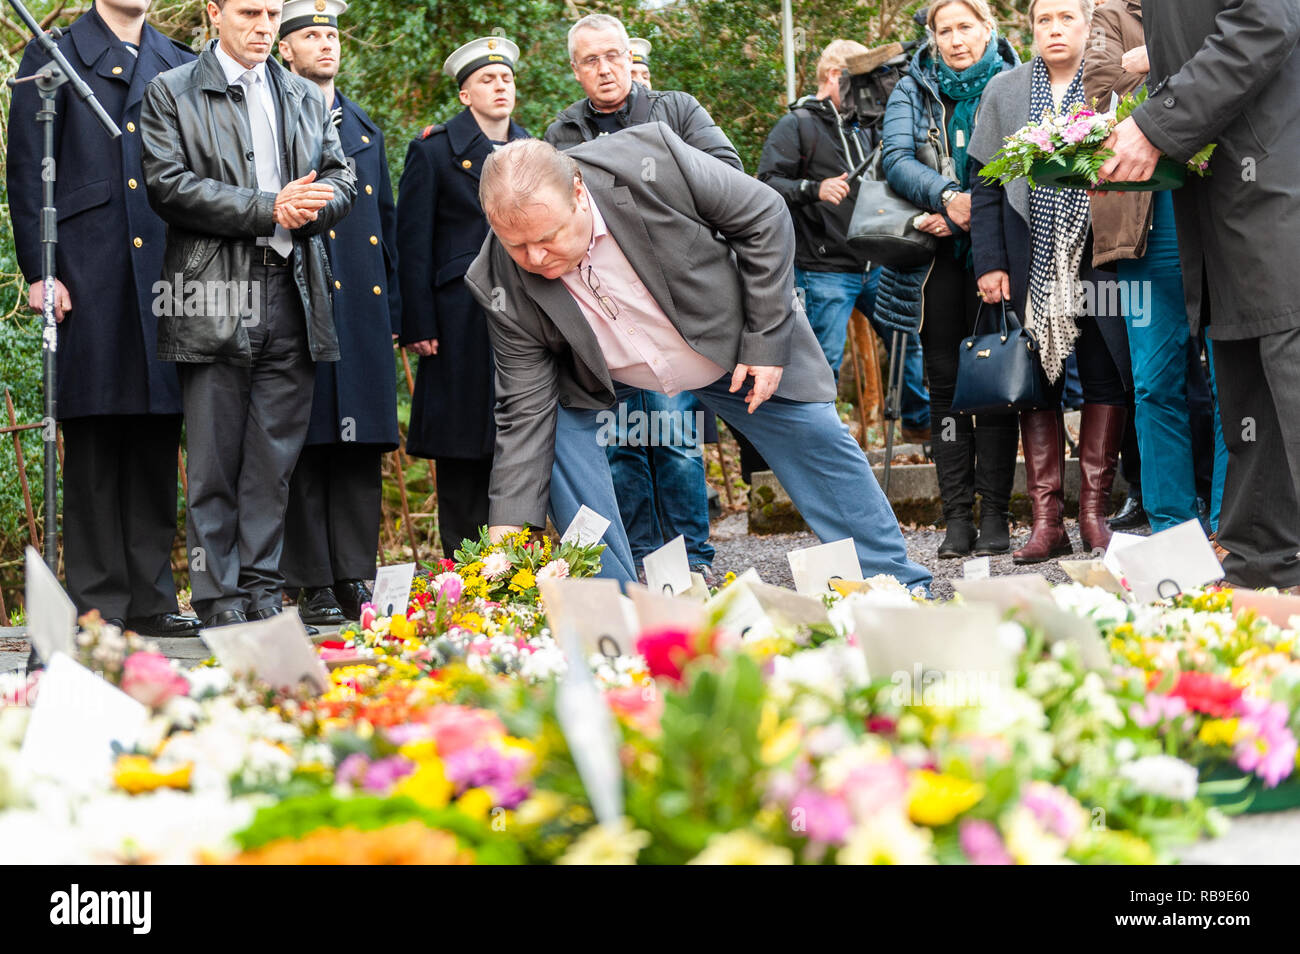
[
  {"x1": 758, "y1": 39, "x2": 873, "y2": 381},
  {"x1": 140, "y1": 0, "x2": 355, "y2": 630}
]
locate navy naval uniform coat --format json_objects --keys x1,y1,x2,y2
[
  {"x1": 396, "y1": 106, "x2": 529, "y2": 461},
  {"x1": 283, "y1": 91, "x2": 401, "y2": 591},
  {"x1": 6, "y1": 7, "x2": 194, "y2": 621}
]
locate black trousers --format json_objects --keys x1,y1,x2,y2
[
  {"x1": 1212, "y1": 328, "x2": 1300, "y2": 589},
  {"x1": 1044, "y1": 315, "x2": 1128, "y2": 406},
  {"x1": 923, "y1": 247, "x2": 1019, "y2": 517},
  {"x1": 60, "y1": 414, "x2": 182, "y2": 619},
  {"x1": 178, "y1": 264, "x2": 314, "y2": 618},
  {"x1": 282, "y1": 444, "x2": 383, "y2": 589},
  {"x1": 435, "y1": 456, "x2": 492, "y2": 559}
]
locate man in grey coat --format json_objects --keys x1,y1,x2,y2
[
  {"x1": 1099, "y1": 0, "x2": 1300, "y2": 589},
  {"x1": 465, "y1": 125, "x2": 931, "y2": 593}
]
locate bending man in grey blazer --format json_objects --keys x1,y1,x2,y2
[{"x1": 465, "y1": 125, "x2": 931, "y2": 593}]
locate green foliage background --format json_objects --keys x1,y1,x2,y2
[{"x1": 0, "y1": 0, "x2": 1033, "y2": 611}]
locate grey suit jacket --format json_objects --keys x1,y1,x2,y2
[{"x1": 465, "y1": 122, "x2": 834, "y2": 528}]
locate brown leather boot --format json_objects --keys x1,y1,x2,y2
[
  {"x1": 1014, "y1": 408, "x2": 1073, "y2": 564},
  {"x1": 1077, "y1": 404, "x2": 1127, "y2": 554}
]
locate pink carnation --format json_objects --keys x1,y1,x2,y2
[
  {"x1": 120, "y1": 651, "x2": 190, "y2": 708},
  {"x1": 1023, "y1": 126, "x2": 1055, "y2": 153},
  {"x1": 1062, "y1": 119, "x2": 1095, "y2": 145}
]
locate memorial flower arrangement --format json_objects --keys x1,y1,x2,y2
[
  {"x1": 979, "y1": 89, "x2": 1217, "y2": 189},
  {"x1": 5, "y1": 567, "x2": 1300, "y2": 864}
]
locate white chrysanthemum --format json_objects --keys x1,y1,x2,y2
[
  {"x1": 481, "y1": 551, "x2": 513, "y2": 580},
  {"x1": 1119, "y1": 755, "x2": 1199, "y2": 803},
  {"x1": 1051, "y1": 582, "x2": 1131, "y2": 627}
]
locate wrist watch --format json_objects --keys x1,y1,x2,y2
[{"x1": 941, "y1": 188, "x2": 959, "y2": 207}]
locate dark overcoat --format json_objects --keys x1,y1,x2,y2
[
  {"x1": 7, "y1": 8, "x2": 194, "y2": 419},
  {"x1": 304, "y1": 92, "x2": 400, "y2": 449},
  {"x1": 1134, "y1": 0, "x2": 1300, "y2": 339},
  {"x1": 395, "y1": 106, "x2": 528, "y2": 460}
]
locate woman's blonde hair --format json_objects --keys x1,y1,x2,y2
[
  {"x1": 926, "y1": 0, "x2": 998, "y2": 37},
  {"x1": 1027, "y1": 0, "x2": 1095, "y2": 23}
]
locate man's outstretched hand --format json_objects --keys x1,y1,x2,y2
[{"x1": 730, "y1": 363, "x2": 783, "y2": 414}]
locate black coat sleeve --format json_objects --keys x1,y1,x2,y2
[
  {"x1": 6, "y1": 42, "x2": 61, "y2": 282},
  {"x1": 970, "y1": 156, "x2": 1009, "y2": 279},
  {"x1": 756, "y1": 112, "x2": 818, "y2": 208},
  {"x1": 375, "y1": 136, "x2": 402, "y2": 336},
  {"x1": 395, "y1": 140, "x2": 438, "y2": 343},
  {"x1": 1133, "y1": 0, "x2": 1300, "y2": 161}
]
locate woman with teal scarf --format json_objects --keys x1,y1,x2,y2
[{"x1": 875, "y1": 0, "x2": 1019, "y2": 559}]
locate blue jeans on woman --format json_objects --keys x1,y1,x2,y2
[{"x1": 1117, "y1": 190, "x2": 1227, "y2": 533}]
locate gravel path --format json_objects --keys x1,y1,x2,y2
[{"x1": 711, "y1": 511, "x2": 1091, "y2": 598}]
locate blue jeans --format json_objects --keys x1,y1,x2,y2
[
  {"x1": 550, "y1": 377, "x2": 932, "y2": 593},
  {"x1": 1117, "y1": 191, "x2": 1227, "y2": 533},
  {"x1": 605, "y1": 386, "x2": 715, "y2": 566},
  {"x1": 859, "y1": 267, "x2": 930, "y2": 431},
  {"x1": 795, "y1": 267, "x2": 864, "y2": 382}
]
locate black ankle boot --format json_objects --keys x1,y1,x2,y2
[
  {"x1": 973, "y1": 507, "x2": 1010, "y2": 555},
  {"x1": 939, "y1": 514, "x2": 977, "y2": 559}
]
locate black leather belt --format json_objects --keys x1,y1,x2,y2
[{"x1": 249, "y1": 244, "x2": 292, "y2": 267}]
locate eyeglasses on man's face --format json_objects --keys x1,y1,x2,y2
[{"x1": 575, "y1": 49, "x2": 628, "y2": 71}]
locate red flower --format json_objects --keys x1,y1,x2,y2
[
  {"x1": 320, "y1": 640, "x2": 348, "y2": 650},
  {"x1": 636, "y1": 627, "x2": 713, "y2": 684},
  {"x1": 1150, "y1": 671, "x2": 1243, "y2": 718},
  {"x1": 438, "y1": 558, "x2": 456, "y2": 572},
  {"x1": 866, "y1": 715, "x2": 897, "y2": 736}
]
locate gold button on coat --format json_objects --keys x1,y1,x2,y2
[
  {"x1": 112, "y1": 66, "x2": 123, "y2": 75},
  {"x1": 365, "y1": 184, "x2": 373, "y2": 194},
  {"x1": 329, "y1": 230, "x2": 336, "y2": 239},
  {"x1": 334, "y1": 280, "x2": 342, "y2": 289},
  {"x1": 128, "y1": 178, "x2": 137, "y2": 189},
  {"x1": 126, "y1": 121, "x2": 135, "y2": 132},
  {"x1": 372, "y1": 285, "x2": 382, "y2": 295},
  {"x1": 369, "y1": 236, "x2": 378, "y2": 245},
  {"x1": 461, "y1": 159, "x2": 472, "y2": 168},
  {"x1": 133, "y1": 237, "x2": 142, "y2": 248}
]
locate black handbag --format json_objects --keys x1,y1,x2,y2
[
  {"x1": 846, "y1": 144, "x2": 937, "y2": 269},
  {"x1": 950, "y1": 301, "x2": 1050, "y2": 415}
]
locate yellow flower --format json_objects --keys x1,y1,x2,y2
[
  {"x1": 389, "y1": 614, "x2": 416, "y2": 641},
  {"x1": 399, "y1": 738, "x2": 439, "y2": 762},
  {"x1": 457, "y1": 787, "x2": 494, "y2": 821},
  {"x1": 556, "y1": 818, "x2": 651, "y2": 865},
  {"x1": 1198, "y1": 718, "x2": 1240, "y2": 747},
  {"x1": 761, "y1": 719, "x2": 803, "y2": 766},
  {"x1": 688, "y1": 830, "x2": 794, "y2": 865},
  {"x1": 509, "y1": 567, "x2": 536, "y2": 592},
  {"x1": 393, "y1": 760, "x2": 452, "y2": 809},
  {"x1": 113, "y1": 755, "x2": 192, "y2": 795},
  {"x1": 514, "y1": 790, "x2": 566, "y2": 827},
  {"x1": 907, "y1": 770, "x2": 986, "y2": 826}
]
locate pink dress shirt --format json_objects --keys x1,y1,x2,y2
[{"x1": 558, "y1": 198, "x2": 726, "y2": 396}]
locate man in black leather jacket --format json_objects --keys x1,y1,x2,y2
[{"x1": 140, "y1": 0, "x2": 355, "y2": 631}]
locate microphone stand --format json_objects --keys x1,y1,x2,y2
[{"x1": 6, "y1": 0, "x2": 120, "y2": 670}]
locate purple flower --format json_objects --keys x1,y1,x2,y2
[
  {"x1": 790, "y1": 788, "x2": 854, "y2": 845},
  {"x1": 1129, "y1": 693, "x2": 1188, "y2": 729},
  {"x1": 442, "y1": 746, "x2": 529, "y2": 805},
  {"x1": 336, "y1": 752, "x2": 369, "y2": 787},
  {"x1": 361, "y1": 755, "x2": 416, "y2": 793},
  {"x1": 960, "y1": 819, "x2": 1014, "y2": 865},
  {"x1": 1020, "y1": 782, "x2": 1084, "y2": 842}
]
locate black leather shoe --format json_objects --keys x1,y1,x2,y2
[
  {"x1": 333, "y1": 580, "x2": 372, "y2": 621},
  {"x1": 127, "y1": 613, "x2": 202, "y2": 638},
  {"x1": 299, "y1": 587, "x2": 346, "y2": 625},
  {"x1": 248, "y1": 605, "x2": 318, "y2": 636},
  {"x1": 202, "y1": 609, "x2": 247, "y2": 630},
  {"x1": 1107, "y1": 492, "x2": 1149, "y2": 531},
  {"x1": 938, "y1": 518, "x2": 977, "y2": 559}
]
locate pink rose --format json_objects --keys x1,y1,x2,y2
[
  {"x1": 121, "y1": 651, "x2": 190, "y2": 708},
  {"x1": 423, "y1": 704, "x2": 506, "y2": 756}
]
